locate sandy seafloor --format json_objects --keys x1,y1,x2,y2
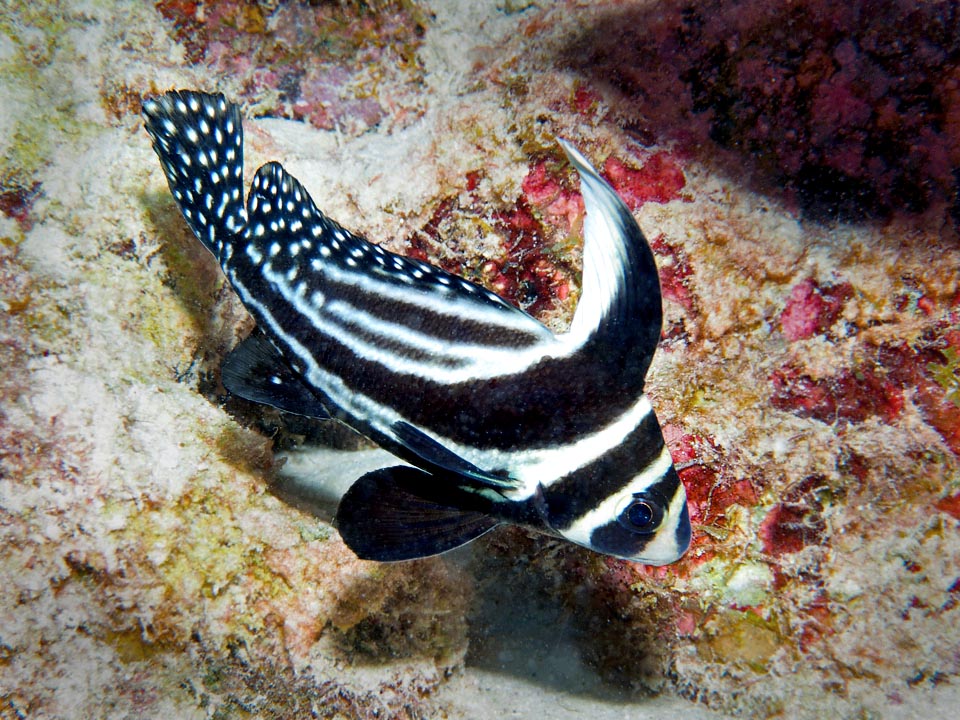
[{"x1": 2, "y1": 1, "x2": 960, "y2": 719}]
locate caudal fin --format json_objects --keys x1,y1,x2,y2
[{"x1": 142, "y1": 90, "x2": 247, "y2": 256}]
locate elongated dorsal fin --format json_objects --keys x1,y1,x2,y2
[{"x1": 560, "y1": 139, "x2": 664, "y2": 386}]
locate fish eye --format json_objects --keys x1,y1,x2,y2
[{"x1": 616, "y1": 492, "x2": 665, "y2": 535}]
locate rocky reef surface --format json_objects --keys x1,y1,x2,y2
[{"x1": 1, "y1": 1, "x2": 958, "y2": 718}]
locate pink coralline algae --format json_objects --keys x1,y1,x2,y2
[
  {"x1": 571, "y1": 84, "x2": 603, "y2": 118},
  {"x1": 759, "y1": 476, "x2": 828, "y2": 558},
  {"x1": 520, "y1": 159, "x2": 585, "y2": 231},
  {"x1": 409, "y1": 148, "x2": 684, "y2": 320},
  {"x1": 650, "y1": 234, "x2": 695, "y2": 314},
  {"x1": 153, "y1": 0, "x2": 426, "y2": 137},
  {"x1": 292, "y1": 66, "x2": 387, "y2": 132},
  {"x1": 680, "y1": 0, "x2": 960, "y2": 216},
  {"x1": 779, "y1": 278, "x2": 853, "y2": 341},
  {"x1": 771, "y1": 337, "x2": 960, "y2": 456},
  {"x1": 409, "y1": 166, "x2": 575, "y2": 318},
  {"x1": 0, "y1": 181, "x2": 42, "y2": 233},
  {"x1": 601, "y1": 153, "x2": 686, "y2": 210},
  {"x1": 937, "y1": 493, "x2": 960, "y2": 521},
  {"x1": 882, "y1": 342, "x2": 960, "y2": 456},
  {"x1": 662, "y1": 429, "x2": 759, "y2": 567}
]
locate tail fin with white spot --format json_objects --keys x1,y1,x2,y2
[{"x1": 142, "y1": 90, "x2": 247, "y2": 256}]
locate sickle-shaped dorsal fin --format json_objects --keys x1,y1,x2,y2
[{"x1": 559, "y1": 139, "x2": 664, "y2": 387}]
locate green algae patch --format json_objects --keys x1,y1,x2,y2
[
  {"x1": 329, "y1": 559, "x2": 470, "y2": 665},
  {"x1": 104, "y1": 627, "x2": 169, "y2": 664},
  {"x1": 210, "y1": 421, "x2": 276, "y2": 478},
  {"x1": 928, "y1": 347, "x2": 960, "y2": 408},
  {"x1": 9, "y1": 272, "x2": 82, "y2": 352},
  {"x1": 120, "y1": 471, "x2": 297, "y2": 649},
  {"x1": 135, "y1": 192, "x2": 235, "y2": 358},
  {"x1": 297, "y1": 523, "x2": 333, "y2": 543},
  {"x1": 139, "y1": 496, "x2": 249, "y2": 590},
  {"x1": 0, "y1": 11, "x2": 107, "y2": 192},
  {"x1": 722, "y1": 562, "x2": 775, "y2": 608}
]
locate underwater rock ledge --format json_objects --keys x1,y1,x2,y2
[{"x1": 1, "y1": 1, "x2": 959, "y2": 719}]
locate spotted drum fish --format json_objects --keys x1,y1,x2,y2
[{"x1": 142, "y1": 90, "x2": 691, "y2": 564}]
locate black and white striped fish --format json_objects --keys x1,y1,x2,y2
[{"x1": 142, "y1": 90, "x2": 691, "y2": 565}]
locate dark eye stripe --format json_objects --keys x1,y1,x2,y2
[{"x1": 542, "y1": 409, "x2": 667, "y2": 529}]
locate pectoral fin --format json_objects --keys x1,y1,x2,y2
[
  {"x1": 335, "y1": 465, "x2": 500, "y2": 561},
  {"x1": 221, "y1": 332, "x2": 331, "y2": 419}
]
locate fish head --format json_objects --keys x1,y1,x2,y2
[{"x1": 543, "y1": 458, "x2": 692, "y2": 566}]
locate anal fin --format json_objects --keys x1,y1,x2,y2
[
  {"x1": 335, "y1": 466, "x2": 500, "y2": 561},
  {"x1": 221, "y1": 332, "x2": 331, "y2": 419}
]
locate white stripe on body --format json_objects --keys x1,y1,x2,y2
[
  {"x1": 232, "y1": 273, "x2": 659, "y2": 505},
  {"x1": 441, "y1": 394, "x2": 654, "y2": 501},
  {"x1": 225, "y1": 142, "x2": 665, "y2": 504},
  {"x1": 267, "y1": 270, "x2": 554, "y2": 380}
]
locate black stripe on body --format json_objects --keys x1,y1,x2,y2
[
  {"x1": 236, "y1": 163, "x2": 553, "y2": 348},
  {"x1": 397, "y1": 353, "x2": 645, "y2": 449},
  {"x1": 144, "y1": 91, "x2": 693, "y2": 566},
  {"x1": 539, "y1": 407, "x2": 668, "y2": 529},
  {"x1": 228, "y1": 242, "x2": 645, "y2": 450},
  {"x1": 224, "y1": 165, "x2": 646, "y2": 450},
  {"x1": 318, "y1": 272, "x2": 549, "y2": 350},
  {"x1": 144, "y1": 97, "x2": 667, "y2": 450},
  {"x1": 221, "y1": 162, "x2": 652, "y2": 451}
]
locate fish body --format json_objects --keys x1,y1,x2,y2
[{"x1": 142, "y1": 90, "x2": 691, "y2": 564}]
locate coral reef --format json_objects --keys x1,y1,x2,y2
[
  {"x1": 1, "y1": 1, "x2": 958, "y2": 718},
  {"x1": 565, "y1": 0, "x2": 960, "y2": 220},
  {"x1": 153, "y1": 0, "x2": 428, "y2": 137}
]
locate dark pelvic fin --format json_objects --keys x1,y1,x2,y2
[
  {"x1": 335, "y1": 466, "x2": 500, "y2": 561},
  {"x1": 559, "y1": 139, "x2": 664, "y2": 387},
  {"x1": 390, "y1": 421, "x2": 517, "y2": 491},
  {"x1": 142, "y1": 90, "x2": 247, "y2": 256},
  {"x1": 221, "y1": 331, "x2": 331, "y2": 419}
]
